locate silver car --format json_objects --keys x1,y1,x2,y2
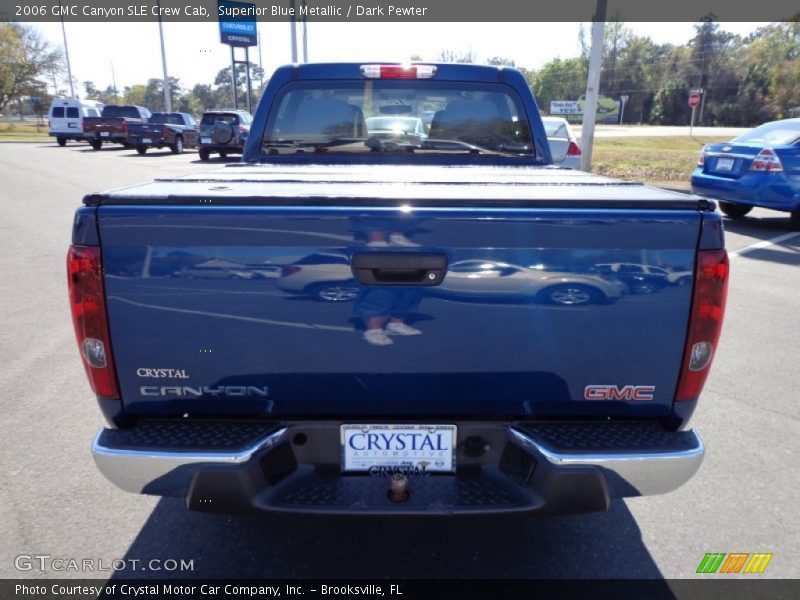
[
  {"x1": 435, "y1": 260, "x2": 626, "y2": 306},
  {"x1": 542, "y1": 116, "x2": 582, "y2": 169}
]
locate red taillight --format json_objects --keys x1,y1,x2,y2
[
  {"x1": 281, "y1": 266, "x2": 301, "y2": 277},
  {"x1": 697, "y1": 148, "x2": 706, "y2": 167},
  {"x1": 360, "y1": 64, "x2": 437, "y2": 79},
  {"x1": 749, "y1": 148, "x2": 783, "y2": 172},
  {"x1": 163, "y1": 125, "x2": 170, "y2": 138},
  {"x1": 67, "y1": 245, "x2": 119, "y2": 399},
  {"x1": 121, "y1": 122, "x2": 128, "y2": 135},
  {"x1": 566, "y1": 141, "x2": 582, "y2": 156},
  {"x1": 675, "y1": 249, "x2": 729, "y2": 402},
  {"x1": 238, "y1": 124, "x2": 247, "y2": 133}
]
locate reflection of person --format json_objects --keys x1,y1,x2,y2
[
  {"x1": 351, "y1": 217, "x2": 421, "y2": 248},
  {"x1": 366, "y1": 231, "x2": 419, "y2": 248},
  {"x1": 353, "y1": 288, "x2": 423, "y2": 346}
]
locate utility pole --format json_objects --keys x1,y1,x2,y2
[
  {"x1": 301, "y1": 0, "x2": 308, "y2": 62},
  {"x1": 58, "y1": 0, "x2": 75, "y2": 97},
  {"x1": 619, "y1": 94, "x2": 628, "y2": 125},
  {"x1": 230, "y1": 46, "x2": 238, "y2": 109},
  {"x1": 580, "y1": 0, "x2": 607, "y2": 171},
  {"x1": 289, "y1": 0, "x2": 298, "y2": 62},
  {"x1": 245, "y1": 47, "x2": 253, "y2": 114},
  {"x1": 156, "y1": 0, "x2": 172, "y2": 112},
  {"x1": 258, "y1": 29, "x2": 265, "y2": 88},
  {"x1": 50, "y1": 68, "x2": 58, "y2": 97},
  {"x1": 110, "y1": 61, "x2": 119, "y2": 102}
]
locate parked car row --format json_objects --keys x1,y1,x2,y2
[
  {"x1": 47, "y1": 98, "x2": 800, "y2": 227},
  {"x1": 46, "y1": 98, "x2": 252, "y2": 160},
  {"x1": 275, "y1": 252, "x2": 692, "y2": 306}
]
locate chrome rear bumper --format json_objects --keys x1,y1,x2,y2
[
  {"x1": 509, "y1": 426, "x2": 704, "y2": 497},
  {"x1": 92, "y1": 420, "x2": 704, "y2": 514},
  {"x1": 92, "y1": 426, "x2": 287, "y2": 496}
]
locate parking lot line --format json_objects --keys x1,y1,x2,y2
[{"x1": 729, "y1": 231, "x2": 800, "y2": 258}]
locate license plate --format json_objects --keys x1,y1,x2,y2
[
  {"x1": 142, "y1": 138, "x2": 152, "y2": 144},
  {"x1": 341, "y1": 424, "x2": 456, "y2": 473},
  {"x1": 201, "y1": 137, "x2": 212, "y2": 144},
  {"x1": 100, "y1": 131, "x2": 110, "y2": 137},
  {"x1": 716, "y1": 157, "x2": 734, "y2": 171}
]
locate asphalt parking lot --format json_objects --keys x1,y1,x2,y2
[{"x1": 0, "y1": 141, "x2": 798, "y2": 580}]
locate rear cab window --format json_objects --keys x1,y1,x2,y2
[
  {"x1": 102, "y1": 106, "x2": 148, "y2": 119},
  {"x1": 151, "y1": 113, "x2": 185, "y2": 125},
  {"x1": 260, "y1": 80, "x2": 534, "y2": 158},
  {"x1": 66, "y1": 107, "x2": 79, "y2": 118},
  {"x1": 202, "y1": 113, "x2": 240, "y2": 126},
  {"x1": 51, "y1": 107, "x2": 65, "y2": 118},
  {"x1": 543, "y1": 120, "x2": 568, "y2": 139},
  {"x1": 731, "y1": 121, "x2": 800, "y2": 146}
]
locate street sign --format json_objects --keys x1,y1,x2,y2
[
  {"x1": 218, "y1": 0, "x2": 257, "y2": 47},
  {"x1": 689, "y1": 91, "x2": 701, "y2": 108}
]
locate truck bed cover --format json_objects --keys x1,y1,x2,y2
[{"x1": 84, "y1": 164, "x2": 711, "y2": 210}]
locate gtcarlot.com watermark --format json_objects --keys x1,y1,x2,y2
[{"x1": 15, "y1": 554, "x2": 194, "y2": 573}]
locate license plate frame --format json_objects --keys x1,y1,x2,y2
[
  {"x1": 100, "y1": 131, "x2": 110, "y2": 137},
  {"x1": 716, "y1": 157, "x2": 735, "y2": 171},
  {"x1": 340, "y1": 424, "x2": 456, "y2": 473},
  {"x1": 201, "y1": 137, "x2": 212, "y2": 144},
  {"x1": 142, "y1": 138, "x2": 152, "y2": 144}
]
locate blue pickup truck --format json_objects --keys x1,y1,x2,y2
[{"x1": 69, "y1": 63, "x2": 728, "y2": 516}]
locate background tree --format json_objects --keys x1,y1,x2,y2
[
  {"x1": 486, "y1": 56, "x2": 516, "y2": 67},
  {"x1": 213, "y1": 62, "x2": 264, "y2": 110},
  {"x1": 739, "y1": 23, "x2": 800, "y2": 121},
  {"x1": 437, "y1": 49, "x2": 476, "y2": 63},
  {"x1": 189, "y1": 83, "x2": 216, "y2": 110},
  {"x1": 142, "y1": 76, "x2": 182, "y2": 112},
  {"x1": 0, "y1": 23, "x2": 63, "y2": 113},
  {"x1": 83, "y1": 81, "x2": 119, "y2": 104},
  {"x1": 529, "y1": 57, "x2": 588, "y2": 113},
  {"x1": 122, "y1": 84, "x2": 147, "y2": 106},
  {"x1": 688, "y1": 18, "x2": 739, "y2": 124}
]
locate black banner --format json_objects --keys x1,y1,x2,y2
[
  {"x1": 1, "y1": 0, "x2": 799, "y2": 23},
  {"x1": 3, "y1": 580, "x2": 800, "y2": 600}
]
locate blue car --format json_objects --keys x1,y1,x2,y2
[{"x1": 692, "y1": 119, "x2": 800, "y2": 227}]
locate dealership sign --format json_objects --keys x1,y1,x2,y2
[
  {"x1": 550, "y1": 101, "x2": 582, "y2": 115},
  {"x1": 218, "y1": 0, "x2": 257, "y2": 47}
]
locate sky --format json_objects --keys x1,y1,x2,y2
[{"x1": 32, "y1": 21, "x2": 768, "y2": 95}]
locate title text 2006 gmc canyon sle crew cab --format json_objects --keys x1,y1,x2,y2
[{"x1": 70, "y1": 63, "x2": 728, "y2": 515}]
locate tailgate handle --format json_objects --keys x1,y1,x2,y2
[{"x1": 351, "y1": 253, "x2": 447, "y2": 286}]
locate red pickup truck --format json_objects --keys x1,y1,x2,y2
[{"x1": 82, "y1": 105, "x2": 151, "y2": 150}]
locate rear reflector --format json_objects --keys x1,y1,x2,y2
[
  {"x1": 566, "y1": 141, "x2": 582, "y2": 156},
  {"x1": 360, "y1": 64, "x2": 437, "y2": 79},
  {"x1": 675, "y1": 249, "x2": 729, "y2": 402},
  {"x1": 67, "y1": 245, "x2": 120, "y2": 399},
  {"x1": 749, "y1": 148, "x2": 783, "y2": 172}
]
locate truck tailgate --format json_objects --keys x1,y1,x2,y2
[
  {"x1": 128, "y1": 123, "x2": 165, "y2": 136},
  {"x1": 83, "y1": 117, "x2": 126, "y2": 134},
  {"x1": 92, "y1": 165, "x2": 706, "y2": 418}
]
